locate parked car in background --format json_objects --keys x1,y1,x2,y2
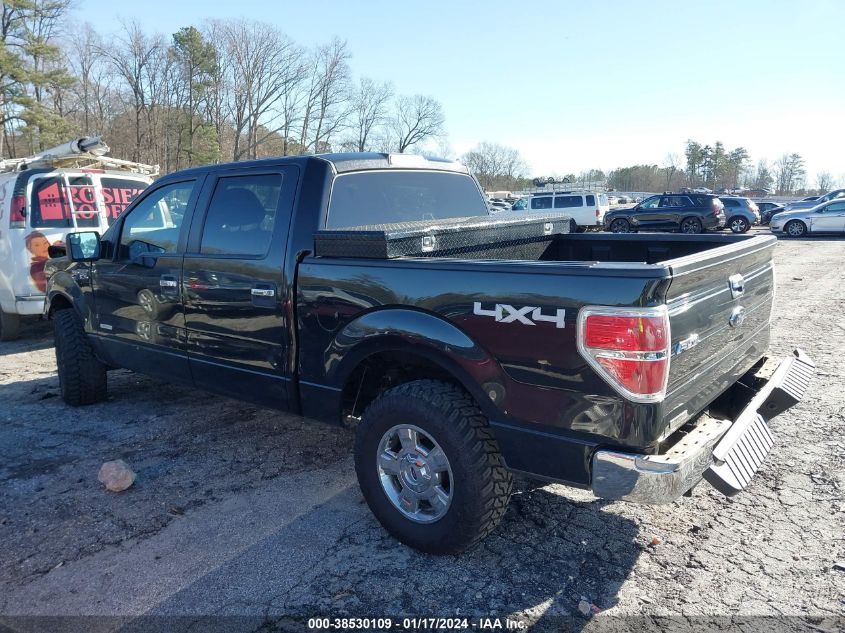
[
  {"x1": 719, "y1": 196, "x2": 760, "y2": 233},
  {"x1": 744, "y1": 188, "x2": 775, "y2": 198},
  {"x1": 783, "y1": 188, "x2": 845, "y2": 211},
  {"x1": 756, "y1": 201, "x2": 786, "y2": 225},
  {"x1": 769, "y1": 199, "x2": 845, "y2": 237},
  {"x1": 508, "y1": 191, "x2": 609, "y2": 229},
  {"x1": 0, "y1": 136, "x2": 154, "y2": 340},
  {"x1": 487, "y1": 198, "x2": 511, "y2": 212},
  {"x1": 604, "y1": 193, "x2": 725, "y2": 233}
]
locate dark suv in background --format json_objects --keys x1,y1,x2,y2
[{"x1": 604, "y1": 193, "x2": 725, "y2": 233}]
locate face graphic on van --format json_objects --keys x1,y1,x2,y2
[{"x1": 24, "y1": 230, "x2": 52, "y2": 292}]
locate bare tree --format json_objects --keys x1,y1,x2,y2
[
  {"x1": 346, "y1": 76, "x2": 392, "y2": 152},
  {"x1": 98, "y1": 22, "x2": 165, "y2": 162},
  {"x1": 774, "y1": 153, "x2": 806, "y2": 195},
  {"x1": 816, "y1": 171, "x2": 834, "y2": 193},
  {"x1": 460, "y1": 142, "x2": 528, "y2": 190},
  {"x1": 391, "y1": 94, "x2": 444, "y2": 153},
  {"x1": 298, "y1": 38, "x2": 351, "y2": 154},
  {"x1": 663, "y1": 152, "x2": 680, "y2": 190}
]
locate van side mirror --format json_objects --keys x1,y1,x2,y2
[{"x1": 67, "y1": 231, "x2": 102, "y2": 262}]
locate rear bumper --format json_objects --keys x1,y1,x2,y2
[
  {"x1": 14, "y1": 295, "x2": 46, "y2": 316},
  {"x1": 591, "y1": 349, "x2": 815, "y2": 504}
]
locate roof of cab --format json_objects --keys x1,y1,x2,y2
[{"x1": 157, "y1": 152, "x2": 468, "y2": 180}]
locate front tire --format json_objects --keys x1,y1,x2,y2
[
  {"x1": 609, "y1": 218, "x2": 630, "y2": 233},
  {"x1": 784, "y1": 220, "x2": 807, "y2": 237},
  {"x1": 0, "y1": 311, "x2": 21, "y2": 342},
  {"x1": 54, "y1": 309, "x2": 107, "y2": 406},
  {"x1": 354, "y1": 380, "x2": 512, "y2": 554}
]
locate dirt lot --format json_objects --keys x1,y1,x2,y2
[{"x1": 0, "y1": 233, "x2": 843, "y2": 632}]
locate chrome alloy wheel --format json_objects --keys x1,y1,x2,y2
[
  {"x1": 730, "y1": 217, "x2": 748, "y2": 233},
  {"x1": 376, "y1": 424, "x2": 453, "y2": 523}
]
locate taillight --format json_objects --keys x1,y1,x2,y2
[
  {"x1": 577, "y1": 306, "x2": 670, "y2": 402},
  {"x1": 595, "y1": 208, "x2": 601, "y2": 217},
  {"x1": 10, "y1": 195, "x2": 25, "y2": 228}
]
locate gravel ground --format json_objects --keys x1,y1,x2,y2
[{"x1": 0, "y1": 233, "x2": 843, "y2": 632}]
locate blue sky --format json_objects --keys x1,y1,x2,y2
[{"x1": 77, "y1": 0, "x2": 845, "y2": 182}]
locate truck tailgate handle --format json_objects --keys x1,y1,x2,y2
[{"x1": 251, "y1": 283, "x2": 276, "y2": 308}]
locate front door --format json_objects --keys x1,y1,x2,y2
[
  {"x1": 91, "y1": 178, "x2": 200, "y2": 382},
  {"x1": 182, "y1": 167, "x2": 299, "y2": 409},
  {"x1": 809, "y1": 201, "x2": 845, "y2": 233},
  {"x1": 631, "y1": 195, "x2": 663, "y2": 230}
]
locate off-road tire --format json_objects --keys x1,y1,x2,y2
[
  {"x1": 354, "y1": 380, "x2": 513, "y2": 554},
  {"x1": 53, "y1": 309, "x2": 107, "y2": 406},
  {"x1": 0, "y1": 311, "x2": 21, "y2": 342}
]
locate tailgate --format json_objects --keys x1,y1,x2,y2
[{"x1": 660, "y1": 236, "x2": 777, "y2": 437}]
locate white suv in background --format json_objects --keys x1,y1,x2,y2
[{"x1": 505, "y1": 191, "x2": 609, "y2": 229}]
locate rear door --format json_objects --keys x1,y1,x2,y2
[
  {"x1": 657, "y1": 195, "x2": 690, "y2": 229},
  {"x1": 182, "y1": 166, "x2": 299, "y2": 410},
  {"x1": 553, "y1": 194, "x2": 587, "y2": 224}
]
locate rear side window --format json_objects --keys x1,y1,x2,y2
[
  {"x1": 200, "y1": 174, "x2": 283, "y2": 257},
  {"x1": 722, "y1": 198, "x2": 738, "y2": 208},
  {"x1": 530, "y1": 196, "x2": 553, "y2": 210},
  {"x1": 327, "y1": 171, "x2": 488, "y2": 228},
  {"x1": 29, "y1": 176, "x2": 99, "y2": 228},
  {"x1": 100, "y1": 178, "x2": 147, "y2": 223},
  {"x1": 660, "y1": 196, "x2": 689, "y2": 207},
  {"x1": 586, "y1": 195, "x2": 596, "y2": 206},
  {"x1": 554, "y1": 195, "x2": 583, "y2": 209}
]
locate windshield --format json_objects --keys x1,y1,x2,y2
[{"x1": 326, "y1": 171, "x2": 488, "y2": 228}]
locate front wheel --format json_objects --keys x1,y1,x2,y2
[
  {"x1": 354, "y1": 380, "x2": 512, "y2": 554},
  {"x1": 680, "y1": 217, "x2": 703, "y2": 234},
  {"x1": 609, "y1": 218, "x2": 630, "y2": 233},
  {"x1": 784, "y1": 220, "x2": 807, "y2": 237},
  {"x1": 728, "y1": 216, "x2": 749, "y2": 233},
  {"x1": 54, "y1": 309, "x2": 108, "y2": 406}
]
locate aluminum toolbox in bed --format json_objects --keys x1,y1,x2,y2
[{"x1": 313, "y1": 215, "x2": 572, "y2": 259}]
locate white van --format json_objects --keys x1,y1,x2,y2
[
  {"x1": 507, "y1": 191, "x2": 610, "y2": 229},
  {"x1": 0, "y1": 137, "x2": 155, "y2": 339}
]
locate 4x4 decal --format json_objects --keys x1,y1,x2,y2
[{"x1": 473, "y1": 302, "x2": 566, "y2": 328}]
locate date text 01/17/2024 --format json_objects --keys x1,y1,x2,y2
[{"x1": 306, "y1": 617, "x2": 527, "y2": 630}]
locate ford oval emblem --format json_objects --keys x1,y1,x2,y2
[{"x1": 728, "y1": 306, "x2": 746, "y2": 327}]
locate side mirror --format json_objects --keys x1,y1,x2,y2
[{"x1": 67, "y1": 231, "x2": 102, "y2": 262}]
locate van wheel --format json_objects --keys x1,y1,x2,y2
[
  {"x1": 728, "y1": 216, "x2": 749, "y2": 233},
  {"x1": 354, "y1": 380, "x2": 512, "y2": 554},
  {"x1": 53, "y1": 309, "x2": 107, "y2": 406},
  {"x1": 0, "y1": 311, "x2": 21, "y2": 341},
  {"x1": 680, "y1": 217, "x2": 703, "y2": 234}
]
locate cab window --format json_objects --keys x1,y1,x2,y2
[
  {"x1": 200, "y1": 173, "x2": 284, "y2": 257},
  {"x1": 118, "y1": 181, "x2": 194, "y2": 261},
  {"x1": 660, "y1": 196, "x2": 688, "y2": 207}
]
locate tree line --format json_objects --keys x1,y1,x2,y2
[{"x1": 0, "y1": 1, "x2": 446, "y2": 171}]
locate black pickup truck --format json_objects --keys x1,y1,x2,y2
[{"x1": 45, "y1": 153, "x2": 814, "y2": 554}]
